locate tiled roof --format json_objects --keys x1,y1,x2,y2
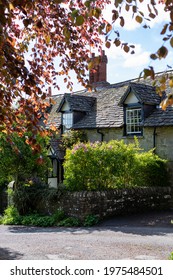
[
  {"x1": 47, "y1": 71, "x2": 173, "y2": 129},
  {"x1": 58, "y1": 93, "x2": 96, "y2": 112},
  {"x1": 50, "y1": 138, "x2": 65, "y2": 160},
  {"x1": 119, "y1": 82, "x2": 161, "y2": 105},
  {"x1": 46, "y1": 95, "x2": 63, "y2": 129},
  {"x1": 47, "y1": 85, "x2": 127, "y2": 129},
  {"x1": 144, "y1": 107, "x2": 173, "y2": 127},
  {"x1": 130, "y1": 83, "x2": 161, "y2": 104},
  {"x1": 73, "y1": 86, "x2": 126, "y2": 128}
]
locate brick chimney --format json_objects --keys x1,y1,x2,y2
[{"x1": 89, "y1": 50, "x2": 108, "y2": 85}]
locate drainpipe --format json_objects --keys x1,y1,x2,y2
[
  {"x1": 97, "y1": 129, "x2": 104, "y2": 142},
  {"x1": 153, "y1": 127, "x2": 157, "y2": 153}
]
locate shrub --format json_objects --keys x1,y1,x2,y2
[
  {"x1": 58, "y1": 217, "x2": 81, "y2": 227},
  {"x1": 1, "y1": 206, "x2": 21, "y2": 225},
  {"x1": 83, "y1": 215, "x2": 99, "y2": 227},
  {"x1": 1, "y1": 207, "x2": 66, "y2": 227},
  {"x1": 13, "y1": 181, "x2": 62, "y2": 215},
  {"x1": 19, "y1": 209, "x2": 65, "y2": 227},
  {"x1": 0, "y1": 132, "x2": 50, "y2": 189},
  {"x1": 133, "y1": 151, "x2": 168, "y2": 187},
  {"x1": 53, "y1": 209, "x2": 65, "y2": 222},
  {"x1": 0, "y1": 207, "x2": 99, "y2": 227},
  {"x1": 168, "y1": 252, "x2": 173, "y2": 260},
  {"x1": 61, "y1": 130, "x2": 88, "y2": 149},
  {"x1": 20, "y1": 214, "x2": 55, "y2": 227},
  {"x1": 63, "y1": 140, "x2": 168, "y2": 190}
]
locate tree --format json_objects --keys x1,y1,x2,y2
[
  {"x1": 0, "y1": 0, "x2": 110, "y2": 140},
  {"x1": 0, "y1": 132, "x2": 50, "y2": 188},
  {"x1": 0, "y1": 0, "x2": 173, "y2": 141}
]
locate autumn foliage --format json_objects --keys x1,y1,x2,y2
[
  {"x1": 0, "y1": 0, "x2": 173, "y2": 140},
  {"x1": 0, "y1": 0, "x2": 111, "y2": 138}
]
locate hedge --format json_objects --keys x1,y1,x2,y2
[{"x1": 63, "y1": 140, "x2": 169, "y2": 190}]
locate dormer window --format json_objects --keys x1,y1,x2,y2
[
  {"x1": 126, "y1": 107, "x2": 142, "y2": 135},
  {"x1": 62, "y1": 112, "x2": 73, "y2": 133},
  {"x1": 119, "y1": 83, "x2": 161, "y2": 137},
  {"x1": 57, "y1": 93, "x2": 96, "y2": 134}
]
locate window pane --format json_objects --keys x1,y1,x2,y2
[
  {"x1": 62, "y1": 113, "x2": 73, "y2": 132},
  {"x1": 126, "y1": 108, "x2": 141, "y2": 135}
]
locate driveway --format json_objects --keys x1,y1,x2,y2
[{"x1": 0, "y1": 210, "x2": 173, "y2": 260}]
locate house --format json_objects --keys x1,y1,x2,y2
[{"x1": 47, "y1": 51, "x2": 173, "y2": 187}]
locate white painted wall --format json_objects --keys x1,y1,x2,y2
[
  {"x1": 61, "y1": 101, "x2": 70, "y2": 111},
  {"x1": 124, "y1": 91, "x2": 138, "y2": 104}
]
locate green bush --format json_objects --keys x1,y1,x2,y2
[
  {"x1": 13, "y1": 182, "x2": 61, "y2": 215},
  {"x1": 0, "y1": 207, "x2": 99, "y2": 228},
  {"x1": 1, "y1": 206, "x2": 21, "y2": 225},
  {"x1": 168, "y1": 252, "x2": 173, "y2": 260},
  {"x1": 58, "y1": 217, "x2": 81, "y2": 227},
  {"x1": 0, "y1": 132, "x2": 50, "y2": 188},
  {"x1": 21, "y1": 214, "x2": 55, "y2": 227},
  {"x1": 21, "y1": 209, "x2": 65, "y2": 227},
  {"x1": 61, "y1": 130, "x2": 88, "y2": 149},
  {"x1": 53, "y1": 209, "x2": 65, "y2": 222},
  {"x1": 64, "y1": 140, "x2": 168, "y2": 190},
  {"x1": 0, "y1": 206, "x2": 65, "y2": 227},
  {"x1": 83, "y1": 215, "x2": 99, "y2": 227},
  {"x1": 133, "y1": 151, "x2": 168, "y2": 187}
]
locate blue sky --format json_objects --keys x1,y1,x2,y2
[
  {"x1": 103, "y1": 1, "x2": 172, "y2": 85},
  {"x1": 51, "y1": 1, "x2": 173, "y2": 94},
  {"x1": 106, "y1": 22, "x2": 173, "y2": 85}
]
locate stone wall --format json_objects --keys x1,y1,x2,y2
[
  {"x1": 39, "y1": 187, "x2": 173, "y2": 220},
  {"x1": 153, "y1": 126, "x2": 173, "y2": 161},
  {"x1": 85, "y1": 128, "x2": 123, "y2": 143}
]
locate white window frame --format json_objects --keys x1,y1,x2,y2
[
  {"x1": 126, "y1": 108, "x2": 142, "y2": 135},
  {"x1": 62, "y1": 112, "x2": 73, "y2": 133}
]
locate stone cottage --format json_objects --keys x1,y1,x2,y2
[{"x1": 47, "y1": 51, "x2": 173, "y2": 188}]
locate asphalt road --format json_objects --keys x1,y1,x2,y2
[{"x1": 0, "y1": 210, "x2": 173, "y2": 260}]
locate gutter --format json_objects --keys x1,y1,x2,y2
[
  {"x1": 97, "y1": 129, "x2": 104, "y2": 142},
  {"x1": 153, "y1": 126, "x2": 157, "y2": 153}
]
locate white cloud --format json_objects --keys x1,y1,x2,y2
[
  {"x1": 103, "y1": 44, "x2": 123, "y2": 60},
  {"x1": 105, "y1": 43, "x2": 150, "y2": 68},
  {"x1": 103, "y1": 42, "x2": 151, "y2": 85},
  {"x1": 123, "y1": 48, "x2": 150, "y2": 68},
  {"x1": 123, "y1": 52, "x2": 149, "y2": 68}
]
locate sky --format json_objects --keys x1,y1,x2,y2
[
  {"x1": 102, "y1": 0, "x2": 172, "y2": 85},
  {"x1": 50, "y1": 1, "x2": 173, "y2": 95}
]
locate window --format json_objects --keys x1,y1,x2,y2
[
  {"x1": 62, "y1": 112, "x2": 73, "y2": 133},
  {"x1": 126, "y1": 108, "x2": 142, "y2": 135}
]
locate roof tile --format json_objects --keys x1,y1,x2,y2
[
  {"x1": 144, "y1": 107, "x2": 173, "y2": 127},
  {"x1": 47, "y1": 72, "x2": 173, "y2": 129}
]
